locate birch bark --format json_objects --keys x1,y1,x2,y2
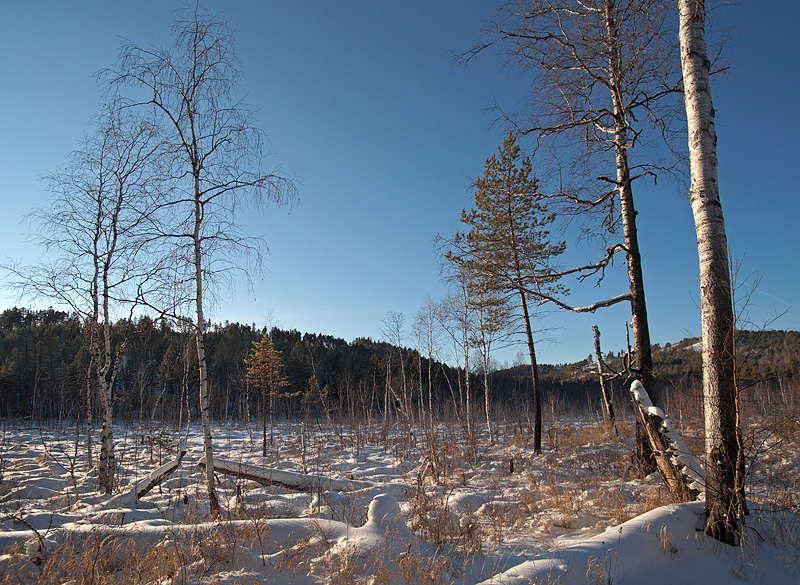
[
  {"x1": 194, "y1": 166, "x2": 221, "y2": 518},
  {"x1": 678, "y1": 0, "x2": 742, "y2": 544}
]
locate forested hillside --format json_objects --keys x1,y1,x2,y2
[
  {"x1": 2, "y1": 307, "x2": 797, "y2": 424},
  {"x1": 493, "y1": 331, "x2": 800, "y2": 416},
  {"x1": 0, "y1": 307, "x2": 462, "y2": 423}
]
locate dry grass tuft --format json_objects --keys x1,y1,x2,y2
[
  {"x1": 408, "y1": 487, "x2": 459, "y2": 547},
  {"x1": 34, "y1": 533, "x2": 182, "y2": 585},
  {"x1": 23, "y1": 519, "x2": 270, "y2": 585}
]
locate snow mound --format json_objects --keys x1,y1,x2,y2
[
  {"x1": 312, "y1": 493, "x2": 422, "y2": 580},
  {"x1": 361, "y1": 493, "x2": 411, "y2": 538},
  {"x1": 478, "y1": 502, "x2": 800, "y2": 585}
]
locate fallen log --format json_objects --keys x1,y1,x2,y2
[
  {"x1": 134, "y1": 440, "x2": 187, "y2": 499},
  {"x1": 198, "y1": 457, "x2": 372, "y2": 493},
  {"x1": 107, "y1": 441, "x2": 187, "y2": 507},
  {"x1": 629, "y1": 381, "x2": 705, "y2": 502}
]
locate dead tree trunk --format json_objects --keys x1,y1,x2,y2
[
  {"x1": 519, "y1": 288, "x2": 543, "y2": 454},
  {"x1": 135, "y1": 441, "x2": 187, "y2": 499},
  {"x1": 199, "y1": 457, "x2": 371, "y2": 493},
  {"x1": 592, "y1": 325, "x2": 615, "y2": 427},
  {"x1": 629, "y1": 381, "x2": 705, "y2": 503}
]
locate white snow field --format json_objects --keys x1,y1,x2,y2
[{"x1": 0, "y1": 415, "x2": 796, "y2": 584}]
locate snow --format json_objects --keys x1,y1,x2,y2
[
  {"x1": 687, "y1": 341, "x2": 703, "y2": 353},
  {"x1": 0, "y1": 416, "x2": 796, "y2": 584},
  {"x1": 477, "y1": 502, "x2": 799, "y2": 584}
]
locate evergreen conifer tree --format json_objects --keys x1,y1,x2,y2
[
  {"x1": 447, "y1": 133, "x2": 565, "y2": 452},
  {"x1": 245, "y1": 334, "x2": 290, "y2": 455}
]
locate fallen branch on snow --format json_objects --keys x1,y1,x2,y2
[
  {"x1": 198, "y1": 457, "x2": 372, "y2": 493},
  {"x1": 108, "y1": 440, "x2": 187, "y2": 506}
]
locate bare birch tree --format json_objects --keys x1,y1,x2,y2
[
  {"x1": 9, "y1": 106, "x2": 161, "y2": 494},
  {"x1": 436, "y1": 274, "x2": 476, "y2": 444},
  {"x1": 678, "y1": 0, "x2": 743, "y2": 545},
  {"x1": 108, "y1": 4, "x2": 295, "y2": 517},
  {"x1": 470, "y1": 285, "x2": 511, "y2": 443},
  {"x1": 382, "y1": 311, "x2": 415, "y2": 445},
  {"x1": 413, "y1": 295, "x2": 443, "y2": 433}
]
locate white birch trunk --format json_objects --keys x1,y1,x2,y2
[
  {"x1": 98, "y1": 284, "x2": 116, "y2": 495},
  {"x1": 96, "y1": 180, "x2": 123, "y2": 495},
  {"x1": 679, "y1": 0, "x2": 743, "y2": 545},
  {"x1": 427, "y1": 345, "x2": 434, "y2": 434},
  {"x1": 194, "y1": 161, "x2": 221, "y2": 519},
  {"x1": 461, "y1": 306, "x2": 473, "y2": 444}
]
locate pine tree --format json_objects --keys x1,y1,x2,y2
[
  {"x1": 303, "y1": 375, "x2": 329, "y2": 420},
  {"x1": 245, "y1": 334, "x2": 290, "y2": 456},
  {"x1": 447, "y1": 133, "x2": 566, "y2": 452}
]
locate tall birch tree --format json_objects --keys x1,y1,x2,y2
[
  {"x1": 678, "y1": 0, "x2": 743, "y2": 545},
  {"x1": 437, "y1": 273, "x2": 477, "y2": 444},
  {"x1": 470, "y1": 285, "x2": 511, "y2": 443},
  {"x1": 413, "y1": 295, "x2": 443, "y2": 433},
  {"x1": 109, "y1": 4, "x2": 294, "y2": 517}
]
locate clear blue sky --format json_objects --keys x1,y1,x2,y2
[{"x1": 1, "y1": 1, "x2": 797, "y2": 366}]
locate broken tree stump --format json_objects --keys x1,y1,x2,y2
[{"x1": 592, "y1": 324, "x2": 616, "y2": 429}]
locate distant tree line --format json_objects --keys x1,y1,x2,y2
[
  {"x1": 0, "y1": 307, "x2": 467, "y2": 425},
  {"x1": 2, "y1": 307, "x2": 797, "y2": 429}
]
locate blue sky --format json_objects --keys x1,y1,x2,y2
[{"x1": 1, "y1": 1, "x2": 797, "y2": 366}]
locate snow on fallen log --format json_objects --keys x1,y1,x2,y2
[
  {"x1": 630, "y1": 380, "x2": 705, "y2": 501},
  {"x1": 198, "y1": 456, "x2": 373, "y2": 493},
  {"x1": 108, "y1": 441, "x2": 187, "y2": 507}
]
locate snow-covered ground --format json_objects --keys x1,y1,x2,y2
[{"x1": 0, "y1": 414, "x2": 796, "y2": 584}]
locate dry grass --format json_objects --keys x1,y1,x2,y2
[
  {"x1": 408, "y1": 485, "x2": 461, "y2": 548},
  {"x1": 32, "y1": 533, "x2": 183, "y2": 585},
  {"x1": 323, "y1": 535, "x2": 451, "y2": 585},
  {"x1": 14, "y1": 519, "x2": 271, "y2": 585},
  {"x1": 744, "y1": 413, "x2": 800, "y2": 513},
  {"x1": 404, "y1": 418, "x2": 679, "y2": 551}
]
